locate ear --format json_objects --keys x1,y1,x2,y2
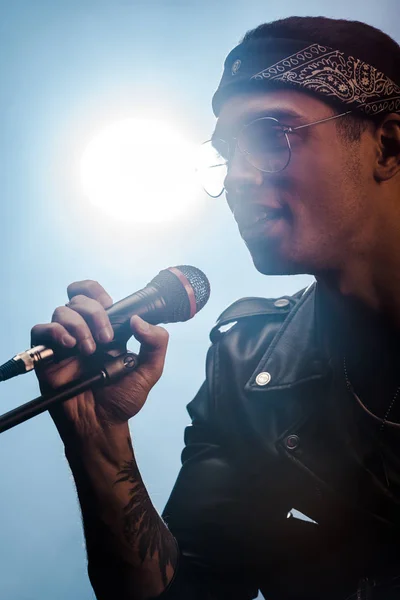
[{"x1": 374, "y1": 113, "x2": 400, "y2": 182}]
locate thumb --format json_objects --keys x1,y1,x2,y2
[{"x1": 129, "y1": 315, "x2": 169, "y2": 384}]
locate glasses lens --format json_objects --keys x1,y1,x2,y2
[
  {"x1": 196, "y1": 140, "x2": 227, "y2": 198},
  {"x1": 238, "y1": 118, "x2": 290, "y2": 173}
]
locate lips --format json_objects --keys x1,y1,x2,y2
[{"x1": 234, "y1": 203, "x2": 284, "y2": 233}]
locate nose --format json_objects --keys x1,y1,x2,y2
[{"x1": 224, "y1": 148, "x2": 264, "y2": 201}]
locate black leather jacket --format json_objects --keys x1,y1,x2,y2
[{"x1": 157, "y1": 283, "x2": 400, "y2": 600}]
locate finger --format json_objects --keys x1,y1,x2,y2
[
  {"x1": 65, "y1": 295, "x2": 114, "y2": 345},
  {"x1": 67, "y1": 280, "x2": 113, "y2": 309},
  {"x1": 52, "y1": 305, "x2": 97, "y2": 355},
  {"x1": 130, "y1": 316, "x2": 169, "y2": 383},
  {"x1": 31, "y1": 322, "x2": 77, "y2": 349}
]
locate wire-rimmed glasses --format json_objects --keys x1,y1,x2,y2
[{"x1": 196, "y1": 110, "x2": 352, "y2": 198}]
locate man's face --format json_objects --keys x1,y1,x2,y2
[{"x1": 214, "y1": 89, "x2": 376, "y2": 275}]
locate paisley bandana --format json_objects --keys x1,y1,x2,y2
[{"x1": 212, "y1": 37, "x2": 400, "y2": 117}]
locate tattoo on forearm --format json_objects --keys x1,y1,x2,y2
[{"x1": 115, "y1": 438, "x2": 176, "y2": 587}]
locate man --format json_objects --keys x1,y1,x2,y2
[{"x1": 32, "y1": 15, "x2": 400, "y2": 600}]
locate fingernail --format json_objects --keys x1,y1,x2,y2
[
  {"x1": 81, "y1": 338, "x2": 96, "y2": 354},
  {"x1": 62, "y1": 335, "x2": 76, "y2": 348},
  {"x1": 98, "y1": 326, "x2": 114, "y2": 343}
]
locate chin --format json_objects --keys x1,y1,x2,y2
[{"x1": 247, "y1": 242, "x2": 305, "y2": 276}]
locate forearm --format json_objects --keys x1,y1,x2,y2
[{"x1": 62, "y1": 422, "x2": 178, "y2": 600}]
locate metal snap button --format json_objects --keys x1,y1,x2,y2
[
  {"x1": 255, "y1": 371, "x2": 271, "y2": 386},
  {"x1": 285, "y1": 434, "x2": 300, "y2": 450},
  {"x1": 274, "y1": 298, "x2": 290, "y2": 308}
]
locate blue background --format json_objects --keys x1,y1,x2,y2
[{"x1": 0, "y1": 1, "x2": 397, "y2": 598}]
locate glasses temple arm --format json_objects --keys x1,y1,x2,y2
[{"x1": 290, "y1": 110, "x2": 353, "y2": 132}]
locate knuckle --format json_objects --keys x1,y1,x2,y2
[
  {"x1": 155, "y1": 325, "x2": 169, "y2": 342},
  {"x1": 86, "y1": 279, "x2": 101, "y2": 291},
  {"x1": 90, "y1": 298, "x2": 106, "y2": 313},
  {"x1": 67, "y1": 294, "x2": 86, "y2": 306},
  {"x1": 67, "y1": 280, "x2": 100, "y2": 299},
  {"x1": 85, "y1": 280, "x2": 105, "y2": 299},
  {"x1": 30, "y1": 324, "x2": 44, "y2": 342},
  {"x1": 69, "y1": 295, "x2": 104, "y2": 317},
  {"x1": 159, "y1": 328, "x2": 169, "y2": 346},
  {"x1": 30, "y1": 324, "x2": 40, "y2": 336},
  {"x1": 31, "y1": 322, "x2": 61, "y2": 343},
  {"x1": 73, "y1": 322, "x2": 91, "y2": 338},
  {"x1": 52, "y1": 306, "x2": 68, "y2": 321},
  {"x1": 71, "y1": 298, "x2": 104, "y2": 320},
  {"x1": 66, "y1": 281, "x2": 82, "y2": 297}
]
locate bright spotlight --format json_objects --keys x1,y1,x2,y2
[{"x1": 80, "y1": 118, "x2": 198, "y2": 223}]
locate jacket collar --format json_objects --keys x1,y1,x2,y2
[{"x1": 245, "y1": 283, "x2": 330, "y2": 393}]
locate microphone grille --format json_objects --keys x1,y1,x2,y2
[
  {"x1": 175, "y1": 265, "x2": 210, "y2": 313},
  {"x1": 149, "y1": 265, "x2": 210, "y2": 323}
]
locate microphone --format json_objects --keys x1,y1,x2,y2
[{"x1": 0, "y1": 265, "x2": 210, "y2": 382}]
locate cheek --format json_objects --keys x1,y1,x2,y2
[{"x1": 286, "y1": 149, "x2": 361, "y2": 237}]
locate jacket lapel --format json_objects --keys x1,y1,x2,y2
[{"x1": 245, "y1": 284, "x2": 329, "y2": 393}]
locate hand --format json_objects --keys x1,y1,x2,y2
[{"x1": 31, "y1": 280, "x2": 169, "y2": 437}]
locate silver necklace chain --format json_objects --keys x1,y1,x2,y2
[{"x1": 343, "y1": 356, "x2": 400, "y2": 432}]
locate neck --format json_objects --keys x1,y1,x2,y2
[{"x1": 317, "y1": 235, "x2": 400, "y2": 331}]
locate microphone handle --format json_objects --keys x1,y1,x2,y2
[
  {"x1": 0, "y1": 285, "x2": 168, "y2": 382},
  {"x1": 107, "y1": 284, "x2": 168, "y2": 338}
]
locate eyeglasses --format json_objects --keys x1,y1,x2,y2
[{"x1": 196, "y1": 110, "x2": 352, "y2": 198}]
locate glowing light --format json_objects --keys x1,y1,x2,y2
[{"x1": 80, "y1": 118, "x2": 197, "y2": 223}]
